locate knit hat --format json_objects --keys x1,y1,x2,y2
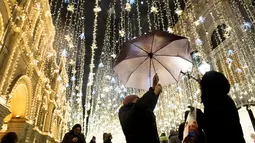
[{"x1": 123, "y1": 95, "x2": 139, "y2": 105}]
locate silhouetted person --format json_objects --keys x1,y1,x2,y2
[
  {"x1": 89, "y1": 136, "x2": 96, "y2": 143},
  {"x1": 159, "y1": 133, "x2": 168, "y2": 143},
  {"x1": 200, "y1": 71, "x2": 245, "y2": 143},
  {"x1": 169, "y1": 130, "x2": 181, "y2": 143},
  {"x1": 103, "y1": 133, "x2": 112, "y2": 143},
  {"x1": 1, "y1": 132, "x2": 18, "y2": 143},
  {"x1": 62, "y1": 124, "x2": 86, "y2": 143},
  {"x1": 179, "y1": 108, "x2": 205, "y2": 143},
  {"x1": 119, "y1": 74, "x2": 162, "y2": 143},
  {"x1": 178, "y1": 111, "x2": 189, "y2": 141}
]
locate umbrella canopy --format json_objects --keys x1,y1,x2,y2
[{"x1": 114, "y1": 31, "x2": 193, "y2": 90}]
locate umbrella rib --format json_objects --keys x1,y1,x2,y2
[
  {"x1": 153, "y1": 57, "x2": 178, "y2": 82},
  {"x1": 153, "y1": 55, "x2": 192, "y2": 63},
  {"x1": 121, "y1": 55, "x2": 148, "y2": 61},
  {"x1": 131, "y1": 43, "x2": 149, "y2": 54},
  {"x1": 125, "y1": 57, "x2": 149, "y2": 86},
  {"x1": 149, "y1": 58, "x2": 152, "y2": 86},
  {"x1": 153, "y1": 39, "x2": 188, "y2": 54}
]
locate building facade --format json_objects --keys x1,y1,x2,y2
[
  {"x1": 0, "y1": 0, "x2": 71, "y2": 142},
  {"x1": 173, "y1": 0, "x2": 255, "y2": 106}
]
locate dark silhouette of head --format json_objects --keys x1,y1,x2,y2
[
  {"x1": 103, "y1": 133, "x2": 112, "y2": 142},
  {"x1": 160, "y1": 133, "x2": 166, "y2": 136},
  {"x1": 200, "y1": 71, "x2": 230, "y2": 103},
  {"x1": 72, "y1": 124, "x2": 82, "y2": 136},
  {"x1": 1, "y1": 132, "x2": 18, "y2": 143},
  {"x1": 91, "y1": 136, "x2": 96, "y2": 142}
]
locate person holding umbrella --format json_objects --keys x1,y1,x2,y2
[{"x1": 118, "y1": 73, "x2": 162, "y2": 143}]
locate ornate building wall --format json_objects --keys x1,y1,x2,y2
[
  {"x1": 0, "y1": 0, "x2": 71, "y2": 142},
  {"x1": 164, "y1": 0, "x2": 255, "y2": 142},
  {"x1": 172, "y1": 0, "x2": 255, "y2": 106}
]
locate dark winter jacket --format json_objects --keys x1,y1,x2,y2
[
  {"x1": 200, "y1": 71, "x2": 245, "y2": 143},
  {"x1": 169, "y1": 135, "x2": 181, "y2": 143},
  {"x1": 202, "y1": 95, "x2": 245, "y2": 143},
  {"x1": 62, "y1": 131, "x2": 86, "y2": 143},
  {"x1": 119, "y1": 87, "x2": 160, "y2": 143}
]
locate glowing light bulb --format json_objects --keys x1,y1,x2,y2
[
  {"x1": 227, "y1": 49, "x2": 234, "y2": 56},
  {"x1": 167, "y1": 27, "x2": 173, "y2": 33},
  {"x1": 241, "y1": 22, "x2": 252, "y2": 31},
  {"x1": 175, "y1": 9, "x2": 183, "y2": 15},
  {"x1": 93, "y1": 6, "x2": 101, "y2": 13},
  {"x1": 225, "y1": 26, "x2": 232, "y2": 32},
  {"x1": 125, "y1": 3, "x2": 131, "y2": 12},
  {"x1": 71, "y1": 76, "x2": 76, "y2": 81},
  {"x1": 57, "y1": 76, "x2": 62, "y2": 81},
  {"x1": 98, "y1": 62, "x2": 104, "y2": 68},
  {"x1": 61, "y1": 49, "x2": 68, "y2": 57},
  {"x1": 198, "y1": 61, "x2": 211, "y2": 75},
  {"x1": 198, "y1": 16, "x2": 205, "y2": 23},
  {"x1": 151, "y1": 6, "x2": 158, "y2": 13},
  {"x1": 195, "y1": 39, "x2": 203, "y2": 46}
]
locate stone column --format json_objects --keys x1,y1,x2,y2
[
  {"x1": 7, "y1": 119, "x2": 30, "y2": 143},
  {"x1": 23, "y1": 123, "x2": 33, "y2": 143}
]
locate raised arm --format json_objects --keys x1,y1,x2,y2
[
  {"x1": 135, "y1": 87, "x2": 159, "y2": 111},
  {"x1": 135, "y1": 74, "x2": 162, "y2": 111}
]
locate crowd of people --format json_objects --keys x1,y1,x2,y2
[
  {"x1": 0, "y1": 71, "x2": 247, "y2": 143},
  {"x1": 119, "y1": 71, "x2": 246, "y2": 143}
]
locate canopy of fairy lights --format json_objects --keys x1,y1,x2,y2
[{"x1": 49, "y1": 0, "x2": 255, "y2": 142}]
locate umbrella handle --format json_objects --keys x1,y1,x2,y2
[{"x1": 150, "y1": 59, "x2": 157, "y2": 87}]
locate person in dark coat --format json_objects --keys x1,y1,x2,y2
[
  {"x1": 89, "y1": 136, "x2": 96, "y2": 143},
  {"x1": 169, "y1": 133, "x2": 181, "y2": 143},
  {"x1": 1, "y1": 132, "x2": 18, "y2": 143},
  {"x1": 62, "y1": 124, "x2": 86, "y2": 143},
  {"x1": 178, "y1": 111, "x2": 189, "y2": 141},
  {"x1": 168, "y1": 130, "x2": 176, "y2": 141},
  {"x1": 119, "y1": 74, "x2": 162, "y2": 143},
  {"x1": 103, "y1": 133, "x2": 112, "y2": 143},
  {"x1": 159, "y1": 133, "x2": 168, "y2": 143},
  {"x1": 179, "y1": 108, "x2": 205, "y2": 143},
  {"x1": 200, "y1": 71, "x2": 245, "y2": 143}
]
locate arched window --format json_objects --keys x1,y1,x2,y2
[{"x1": 211, "y1": 24, "x2": 228, "y2": 49}]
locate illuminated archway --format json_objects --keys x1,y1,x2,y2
[{"x1": 3, "y1": 75, "x2": 32, "y2": 122}]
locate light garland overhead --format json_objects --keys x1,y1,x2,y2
[{"x1": 84, "y1": 0, "x2": 255, "y2": 142}]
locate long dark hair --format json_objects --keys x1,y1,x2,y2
[{"x1": 1, "y1": 132, "x2": 18, "y2": 143}]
